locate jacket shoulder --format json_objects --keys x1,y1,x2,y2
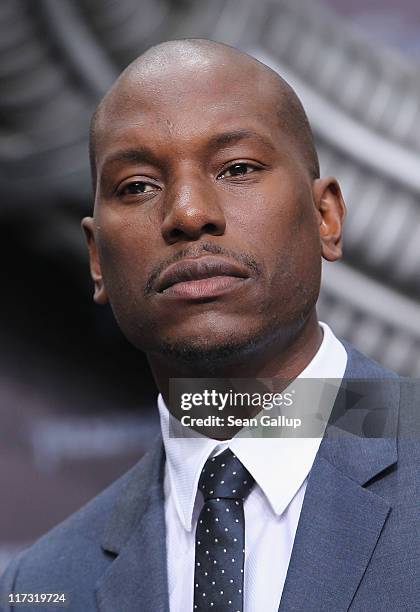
[
  {"x1": 0, "y1": 437, "x2": 164, "y2": 611},
  {"x1": 341, "y1": 340, "x2": 399, "y2": 379}
]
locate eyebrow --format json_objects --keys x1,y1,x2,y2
[
  {"x1": 101, "y1": 147, "x2": 162, "y2": 171},
  {"x1": 100, "y1": 129, "x2": 276, "y2": 173},
  {"x1": 206, "y1": 129, "x2": 276, "y2": 152}
]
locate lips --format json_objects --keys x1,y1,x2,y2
[{"x1": 155, "y1": 256, "x2": 251, "y2": 293}]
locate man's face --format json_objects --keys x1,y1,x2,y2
[{"x1": 84, "y1": 62, "x2": 326, "y2": 363}]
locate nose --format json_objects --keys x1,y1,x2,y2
[{"x1": 161, "y1": 176, "x2": 226, "y2": 244}]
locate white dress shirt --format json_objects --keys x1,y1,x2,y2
[{"x1": 157, "y1": 322, "x2": 347, "y2": 611}]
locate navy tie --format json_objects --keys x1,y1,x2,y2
[{"x1": 193, "y1": 449, "x2": 255, "y2": 611}]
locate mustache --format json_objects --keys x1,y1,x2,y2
[{"x1": 144, "y1": 241, "x2": 262, "y2": 297}]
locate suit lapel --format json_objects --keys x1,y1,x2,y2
[
  {"x1": 279, "y1": 347, "x2": 400, "y2": 611},
  {"x1": 96, "y1": 438, "x2": 170, "y2": 612},
  {"x1": 279, "y1": 447, "x2": 394, "y2": 611}
]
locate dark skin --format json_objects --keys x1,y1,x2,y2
[{"x1": 82, "y1": 41, "x2": 346, "y2": 431}]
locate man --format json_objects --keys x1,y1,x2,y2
[{"x1": 1, "y1": 39, "x2": 419, "y2": 611}]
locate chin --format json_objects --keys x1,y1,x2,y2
[{"x1": 151, "y1": 325, "x2": 275, "y2": 373}]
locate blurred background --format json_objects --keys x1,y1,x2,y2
[{"x1": 1, "y1": 0, "x2": 420, "y2": 571}]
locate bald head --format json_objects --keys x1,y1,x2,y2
[
  {"x1": 89, "y1": 39, "x2": 319, "y2": 190},
  {"x1": 82, "y1": 37, "x2": 346, "y2": 376}
]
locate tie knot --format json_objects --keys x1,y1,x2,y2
[{"x1": 198, "y1": 448, "x2": 254, "y2": 501}]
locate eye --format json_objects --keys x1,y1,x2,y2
[
  {"x1": 118, "y1": 180, "x2": 160, "y2": 196},
  {"x1": 217, "y1": 162, "x2": 258, "y2": 179}
]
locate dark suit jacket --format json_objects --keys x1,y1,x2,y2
[{"x1": 1, "y1": 344, "x2": 419, "y2": 611}]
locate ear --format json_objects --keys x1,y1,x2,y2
[
  {"x1": 81, "y1": 217, "x2": 108, "y2": 304},
  {"x1": 312, "y1": 177, "x2": 346, "y2": 262}
]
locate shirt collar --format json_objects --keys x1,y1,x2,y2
[{"x1": 158, "y1": 322, "x2": 347, "y2": 530}]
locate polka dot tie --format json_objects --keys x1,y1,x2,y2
[{"x1": 193, "y1": 448, "x2": 255, "y2": 611}]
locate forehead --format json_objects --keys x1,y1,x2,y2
[{"x1": 95, "y1": 63, "x2": 285, "y2": 158}]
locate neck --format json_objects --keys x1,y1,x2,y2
[{"x1": 148, "y1": 310, "x2": 322, "y2": 408}]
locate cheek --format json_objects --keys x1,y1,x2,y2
[
  {"x1": 96, "y1": 207, "x2": 153, "y2": 272},
  {"x1": 233, "y1": 183, "x2": 321, "y2": 313},
  {"x1": 234, "y1": 180, "x2": 319, "y2": 268},
  {"x1": 95, "y1": 214, "x2": 156, "y2": 312},
  {"x1": 96, "y1": 225, "x2": 162, "y2": 350}
]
